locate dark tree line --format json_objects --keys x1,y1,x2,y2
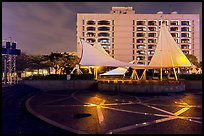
[{"x1": 16, "y1": 52, "x2": 80, "y2": 75}]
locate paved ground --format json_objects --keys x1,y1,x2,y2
[
  {"x1": 2, "y1": 84, "x2": 74, "y2": 134},
  {"x1": 27, "y1": 88, "x2": 202, "y2": 134}
]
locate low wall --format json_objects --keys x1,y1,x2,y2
[
  {"x1": 21, "y1": 80, "x2": 97, "y2": 91},
  {"x1": 98, "y1": 82, "x2": 186, "y2": 93},
  {"x1": 20, "y1": 80, "x2": 202, "y2": 93},
  {"x1": 184, "y1": 80, "x2": 202, "y2": 91}
]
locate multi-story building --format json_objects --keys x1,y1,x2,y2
[{"x1": 77, "y1": 7, "x2": 200, "y2": 65}]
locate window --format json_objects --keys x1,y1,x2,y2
[
  {"x1": 137, "y1": 45, "x2": 145, "y2": 49},
  {"x1": 148, "y1": 39, "x2": 156, "y2": 43},
  {"x1": 181, "y1": 45, "x2": 190, "y2": 49},
  {"x1": 98, "y1": 20, "x2": 110, "y2": 25},
  {"x1": 137, "y1": 33, "x2": 145, "y2": 37},
  {"x1": 148, "y1": 21, "x2": 156, "y2": 26},
  {"x1": 98, "y1": 38, "x2": 110, "y2": 43},
  {"x1": 181, "y1": 33, "x2": 189, "y2": 37},
  {"x1": 137, "y1": 56, "x2": 145, "y2": 60},
  {"x1": 182, "y1": 51, "x2": 189, "y2": 54},
  {"x1": 87, "y1": 27, "x2": 95, "y2": 31},
  {"x1": 181, "y1": 27, "x2": 190, "y2": 31},
  {"x1": 171, "y1": 33, "x2": 178, "y2": 37},
  {"x1": 137, "y1": 50, "x2": 145, "y2": 55},
  {"x1": 181, "y1": 39, "x2": 190, "y2": 43},
  {"x1": 137, "y1": 39, "x2": 145, "y2": 43},
  {"x1": 181, "y1": 21, "x2": 190, "y2": 26},
  {"x1": 98, "y1": 32, "x2": 110, "y2": 37},
  {"x1": 137, "y1": 21, "x2": 145, "y2": 25},
  {"x1": 87, "y1": 20, "x2": 95, "y2": 25},
  {"x1": 170, "y1": 21, "x2": 178, "y2": 26},
  {"x1": 137, "y1": 27, "x2": 146, "y2": 31},
  {"x1": 170, "y1": 27, "x2": 178, "y2": 31},
  {"x1": 148, "y1": 33, "x2": 156, "y2": 37},
  {"x1": 148, "y1": 45, "x2": 155, "y2": 49},
  {"x1": 87, "y1": 32, "x2": 95, "y2": 37},
  {"x1": 148, "y1": 27, "x2": 156, "y2": 31},
  {"x1": 98, "y1": 27, "x2": 110, "y2": 31},
  {"x1": 86, "y1": 38, "x2": 95, "y2": 43},
  {"x1": 148, "y1": 50, "x2": 155, "y2": 55}
]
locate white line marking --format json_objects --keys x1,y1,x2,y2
[{"x1": 108, "y1": 116, "x2": 178, "y2": 134}]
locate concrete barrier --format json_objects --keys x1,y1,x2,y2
[
  {"x1": 21, "y1": 80, "x2": 201, "y2": 93},
  {"x1": 21, "y1": 80, "x2": 97, "y2": 91},
  {"x1": 184, "y1": 80, "x2": 202, "y2": 91},
  {"x1": 98, "y1": 82, "x2": 186, "y2": 93}
]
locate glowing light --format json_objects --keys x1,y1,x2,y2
[
  {"x1": 178, "y1": 56, "x2": 188, "y2": 63},
  {"x1": 89, "y1": 104, "x2": 97, "y2": 106}
]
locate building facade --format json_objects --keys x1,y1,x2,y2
[{"x1": 77, "y1": 7, "x2": 200, "y2": 65}]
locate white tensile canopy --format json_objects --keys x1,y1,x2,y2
[
  {"x1": 79, "y1": 39, "x2": 133, "y2": 67},
  {"x1": 148, "y1": 22, "x2": 192, "y2": 68},
  {"x1": 100, "y1": 67, "x2": 128, "y2": 76}
]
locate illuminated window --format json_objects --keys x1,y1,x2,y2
[
  {"x1": 137, "y1": 44, "x2": 145, "y2": 49},
  {"x1": 137, "y1": 27, "x2": 146, "y2": 31},
  {"x1": 98, "y1": 38, "x2": 110, "y2": 43},
  {"x1": 87, "y1": 32, "x2": 95, "y2": 37},
  {"x1": 137, "y1": 39, "x2": 145, "y2": 43}
]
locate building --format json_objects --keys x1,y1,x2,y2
[
  {"x1": 77, "y1": 7, "x2": 200, "y2": 65},
  {"x1": 2, "y1": 38, "x2": 21, "y2": 84}
]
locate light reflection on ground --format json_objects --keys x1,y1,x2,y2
[{"x1": 28, "y1": 90, "x2": 202, "y2": 134}]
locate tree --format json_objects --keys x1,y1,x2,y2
[
  {"x1": 16, "y1": 52, "x2": 52, "y2": 74},
  {"x1": 47, "y1": 52, "x2": 80, "y2": 74},
  {"x1": 185, "y1": 54, "x2": 201, "y2": 68}
]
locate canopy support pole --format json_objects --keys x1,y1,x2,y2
[
  {"x1": 139, "y1": 69, "x2": 147, "y2": 80},
  {"x1": 160, "y1": 68, "x2": 162, "y2": 81},
  {"x1": 173, "y1": 68, "x2": 178, "y2": 81},
  {"x1": 131, "y1": 69, "x2": 139, "y2": 80},
  {"x1": 94, "y1": 67, "x2": 98, "y2": 80}
]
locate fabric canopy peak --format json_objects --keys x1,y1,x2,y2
[{"x1": 148, "y1": 23, "x2": 192, "y2": 68}]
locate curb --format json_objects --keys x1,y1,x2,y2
[{"x1": 25, "y1": 94, "x2": 88, "y2": 134}]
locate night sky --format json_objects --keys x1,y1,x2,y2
[{"x1": 2, "y1": 2, "x2": 202, "y2": 59}]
